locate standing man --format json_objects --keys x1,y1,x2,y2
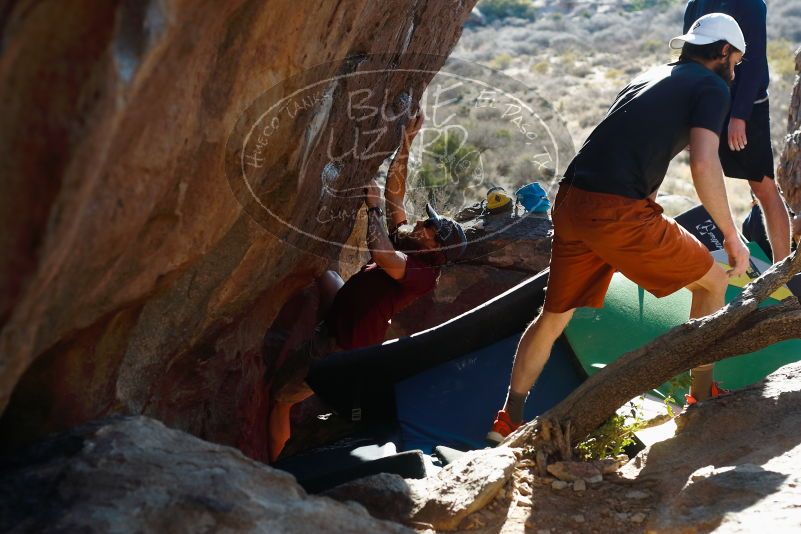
[
  {"x1": 268, "y1": 111, "x2": 467, "y2": 461},
  {"x1": 684, "y1": 0, "x2": 791, "y2": 262},
  {"x1": 486, "y1": 14, "x2": 751, "y2": 444}
]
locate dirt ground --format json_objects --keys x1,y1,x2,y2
[
  {"x1": 432, "y1": 398, "x2": 673, "y2": 533},
  {"x1": 442, "y1": 464, "x2": 657, "y2": 534}
]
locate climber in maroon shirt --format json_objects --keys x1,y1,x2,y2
[{"x1": 268, "y1": 111, "x2": 467, "y2": 461}]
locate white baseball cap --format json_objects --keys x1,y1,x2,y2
[{"x1": 669, "y1": 13, "x2": 746, "y2": 54}]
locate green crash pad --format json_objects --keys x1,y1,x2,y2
[{"x1": 565, "y1": 243, "x2": 801, "y2": 401}]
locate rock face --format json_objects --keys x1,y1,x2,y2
[
  {"x1": 325, "y1": 446, "x2": 517, "y2": 531},
  {"x1": 778, "y1": 48, "x2": 801, "y2": 212},
  {"x1": 0, "y1": 1, "x2": 476, "y2": 459},
  {"x1": 622, "y1": 362, "x2": 801, "y2": 532},
  {"x1": 388, "y1": 205, "x2": 551, "y2": 337},
  {"x1": 0, "y1": 416, "x2": 413, "y2": 533}
]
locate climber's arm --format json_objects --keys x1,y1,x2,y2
[
  {"x1": 384, "y1": 110, "x2": 424, "y2": 229},
  {"x1": 365, "y1": 179, "x2": 407, "y2": 280}
]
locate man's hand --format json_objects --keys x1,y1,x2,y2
[
  {"x1": 723, "y1": 235, "x2": 750, "y2": 277},
  {"x1": 364, "y1": 178, "x2": 381, "y2": 209},
  {"x1": 728, "y1": 117, "x2": 747, "y2": 152},
  {"x1": 689, "y1": 127, "x2": 747, "y2": 275}
]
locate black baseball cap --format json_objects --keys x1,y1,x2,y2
[{"x1": 425, "y1": 203, "x2": 467, "y2": 262}]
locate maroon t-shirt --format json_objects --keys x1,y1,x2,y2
[{"x1": 327, "y1": 255, "x2": 439, "y2": 350}]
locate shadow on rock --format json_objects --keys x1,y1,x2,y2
[{"x1": 625, "y1": 363, "x2": 801, "y2": 532}]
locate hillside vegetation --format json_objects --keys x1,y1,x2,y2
[{"x1": 454, "y1": 0, "x2": 801, "y2": 219}]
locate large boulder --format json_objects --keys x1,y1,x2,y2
[
  {"x1": 0, "y1": 0, "x2": 476, "y2": 459},
  {"x1": 622, "y1": 362, "x2": 801, "y2": 532},
  {"x1": 325, "y1": 446, "x2": 517, "y2": 531},
  {"x1": 0, "y1": 416, "x2": 412, "y2": 533}
]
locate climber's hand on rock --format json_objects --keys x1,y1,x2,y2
[{"x1": 364, "y1": 178, "x2": 381, "y2": 208}]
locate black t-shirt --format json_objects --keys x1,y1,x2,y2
[{"x1": 562, "y1": 61, "x2": 730, "y2": 199}]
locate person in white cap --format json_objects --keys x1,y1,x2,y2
[
  {"x1": 681, "y1": 1, "x2": 791, "y2": 263},
  {"x1": 486, "y1": 13, "x2": 751, "y2": 444}
]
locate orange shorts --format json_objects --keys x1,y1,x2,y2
[{"x1": 543, "y1": 185, "x2": 714, "y2": 313}]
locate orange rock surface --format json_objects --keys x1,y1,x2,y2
[{"x1": 0, "y1": 0, "x2": 476, "y2": 459}]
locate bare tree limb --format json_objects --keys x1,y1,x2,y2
[
  {"x1": 704, "y1": 303, "x2": 801, "y2": 360},
  {"x1": 504, "y1": 250, "x2": 801, "y2": 451}
]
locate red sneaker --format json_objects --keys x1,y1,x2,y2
[
  {"x1": 486, "y1": 410, "x2": 522, "y2": 446},
  {"x1": 710, "y1": 381, "x2": 730, "y2": 397},
  {"x1": 684, "y1": 381, "x2": 730, "y2": 405}
]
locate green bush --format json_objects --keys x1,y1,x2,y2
[
  {"x1": 767, "y1": 39, "x2": 797, "y2": 79},
  {"x1": 623, "y1": 0, "x2": 677, "y2": 13},
  {"x1": 492, "y1": 52, "x2": 513, "y2": 70},
  {"x1": 577, "y1": 411, "x2": 644, "y2": 461},
  {"x1": 531, "y1": 60, "x2": 550, "y2": 74},
  {"x1": 577, "y1": 375, "x2": 691, "y2": 460},
  {"x1": 642, "y1": 39, "x2": 662, "y2": 54},
  {"x1": 495, "y1": 128, "x2": 513, "y2": 140},
  {"x1": 417, "y1": 131, "x2": 482, "y2": 190},
  {"x1": 478, "y1": 0, "x2": 536, "y2": 22},
  {"x1": 661, "y1": 372, "x2": 691, "y2": 417}
]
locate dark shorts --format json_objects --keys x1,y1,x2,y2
[
  {"x1": 270, "y1": 322, "x2": 338, "y2": 404},
  {"x1": 719, "y1": 100, "x2": 774, "y2": 182},
  {"x1": 543, "y1": 185, "x2": 714, "y2": 313}
]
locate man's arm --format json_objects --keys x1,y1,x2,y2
[
  {"x1": 728, "y1": 0, "x2": 768, "y2": 151},
  {"x1": 682, "y1": 0, "x2": 696, "y2": 34},
  {"x1": 385, "y1": 111, "x2": 424, "y2": 229},
  {"x1": 730, "y1": 0, "x2": 767, "y2": 123},
  {"x1": 364, "y1": 179, "x2": 407, "y2": 280},
  {"x1": 689, "y1": 127, "x2": 750, "y2": 276}
]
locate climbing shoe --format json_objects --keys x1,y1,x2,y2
[
  {"x1": 684, "y1": 381, "x2": 730, "y2": 406},
  {"x1": 486, "y1": 410, "x2": 522, "y2": 446}
]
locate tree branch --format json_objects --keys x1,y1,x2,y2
[{"x1": 504, "y1": 250, "x2": 801, "y2": 450}]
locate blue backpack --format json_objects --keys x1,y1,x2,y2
[{"x1": 515, "y1": 182, "x2": 550, "y2": 213}]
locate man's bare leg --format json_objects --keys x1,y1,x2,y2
[
  {"x1": 269, "y1": 401, "x2": 294, "y2": 463},
  {"x1": 750, "y1": 177, "x2": 791, "y2": 262},
  {"x1": 685, "y1": 262, "x2": 728, "y2": 401},
  {"x1": 504, "y1": 308, "x2": 575, "y2": 422},
  {"x1": 269, "y1": 385, "x2": 314, "y2": 463},
  {"x1": 269, "y1": 270, "x2": 342, "y2": 463}
]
